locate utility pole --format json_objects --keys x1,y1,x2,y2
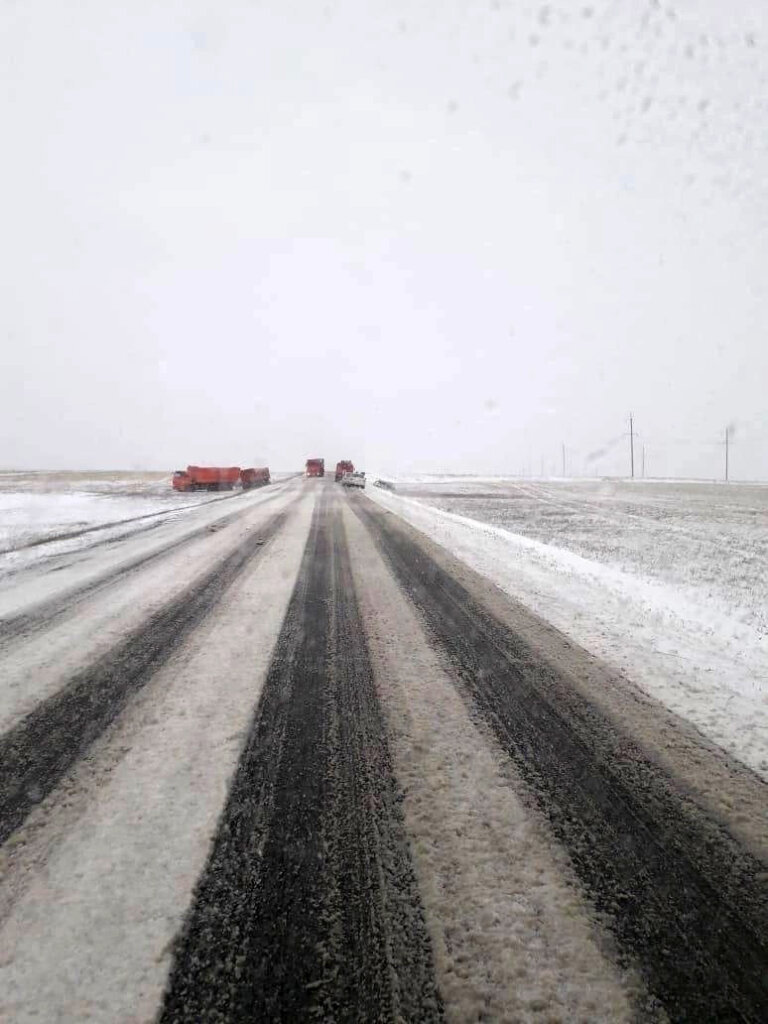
[
  {"x1": 629, "y1": 412, "x2": 635, "y2": 479},
  {"x1": 725, "y1": 426, "x2": 729, "y2": 482},
  {"x1": 561, "y1": 442, "x2": 566, "y2": 477},
  {"x1": 642, "y1": 444, "x2": 646, "y2": 479}
]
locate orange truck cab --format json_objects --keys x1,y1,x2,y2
[
  {"x1": 172, "y1": 466, "x2": 241, "y2": 492},
  {"x1": 240, "y1": 467, "x2": 271, "y2": 489}
]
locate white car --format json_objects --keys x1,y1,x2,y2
[{"x1": 341, "y1": 471, "x2": 366, "y2": 489}]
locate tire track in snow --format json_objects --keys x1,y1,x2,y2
[
  {"x1": 341, "y1": 501, "x2": 639, "y2": 1022},
  {"x1": 0, "y1": 495, "x2": 314, "y2": 1023},
  {"x1": 0, "y1": 489, "x2": 287, "y2": 645},
  {"x1": 0, "y1": 505, "x2": 291, "y2": 846},
  {"x1": 0, "y1": 488, "x2": 242, "y2": 556},
  {"x1": 160, "y1": 488, "x2": 443, "y2": 1023},
  {"x1": 352, "y1": 496, "x2": 768, "y2": 1023}
]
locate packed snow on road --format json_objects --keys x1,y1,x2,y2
[{"x1": 0, "y1": 473, "x2": 767, "y2": 1022}]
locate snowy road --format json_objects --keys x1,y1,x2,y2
[{"x1": 0, "y1": 478, "x2": 766, "y2": 1021}]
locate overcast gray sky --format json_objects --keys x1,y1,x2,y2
[{"x1": 2, "y1": 0, "x2": 767, "y2": 478}]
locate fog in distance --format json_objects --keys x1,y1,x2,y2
[{"x1": 2, "y1": 1, "x2": 767, "y2": 479}]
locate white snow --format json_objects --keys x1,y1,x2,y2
[
  {"x1": 0, "y1": 471, "x2": 241, "y2": 580},
  {"x1": 0, "y1": 473, "x2": 293, "y2": 584},
  {"x1": 0, "y1": 491, "x2": 315, "y2": 1023},
  {"x1": 343, "y1": 503, "x2": 638, "y2": 1021},
  {"x1": 367, "y1": 478, "x2": 768, "y2": 779},
  {"x1": 0, "y1": 490, "x2": 186, "y2": 552},
  {"x1": 0, "y1": 481, "x2": 301, "y2": 736}
]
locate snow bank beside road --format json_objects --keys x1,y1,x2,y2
[
  {"x1": 0, "y1": 476, "x2": 250, "y2": 578},
  {"x1": 0, "y1": 472, "x2": 206, "y2": 554},
  {"x1": 398, "y1": 478, "x2": 768, "y2": 639},
  {"x1": 366, "y1": 486, "x2": 768, "y2": 779},
  {"x1": 0, "y1": 491, "x2": 186, "y2": 553},
  {"x1": 0, "y1": 472, "x2": 296, "y2": 558}
]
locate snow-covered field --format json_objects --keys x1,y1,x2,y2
[
  {"x1": 368, "y1": 477, "x2": 768, "y2": 779},
  {"x1": 0, "y1": 472, "x2": 192, "y2": 552},
  {"x1": 0, "y1": 470, "x2": 172, "y2": 496},
  {"x1": 0, "y1": 471, "x2": 245, "y2": 578}
]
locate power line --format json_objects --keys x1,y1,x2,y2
[{"x1": 629, "y1": 412, "x2": 635, "y2": 479}]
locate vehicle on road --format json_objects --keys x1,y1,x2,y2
[
  {"x1": 341, "y1": 471, "x2": 366, "y2": 489},
  {"x1": 240, "y1": 467, "x2": 271, "y2": 489},
  {"x1": 335, "y1": 460, "x2": 354, "y2": 482},
  {"x1": 172, "y1": 466, "x2": 241, "y2": 492},
  {"x1": 306, "y1": 458, "x2": 325, "y2": 478},
  {"x1": 373, "y1": 479, "x2": 396, "y2": 491}
]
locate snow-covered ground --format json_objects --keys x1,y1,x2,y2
[
  {"x1": 0, "y1": 472, "x2": 201, "y2": 552},
  {"x1": 0, "y1": 489, "x2": 315, "y2": 1022},
  {"x1": 0, "y1": 471, "x2": 253, "y2": 580},
  {"x1": 367, "y1": 477, "x2": 768, "y2": 779},
  {"x1": 0, "y1": 469, "x2": 172, "y2": 495}
]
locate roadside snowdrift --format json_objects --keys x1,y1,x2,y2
[{"x1": 367, "y1": 482, "x2": 768, "y2": 779}]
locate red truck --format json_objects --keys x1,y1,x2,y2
[
  {"x1": 306, "y1": 458, "x2": 325, "y2": 478},
  {"x1": 172, "y1": 466, "x2": 241, "y2": 492},
  {"x1": 335, "y1": 460, "x2": 354, "y2": 482},
  {"x1": 240, "y1": 467, "x2": 271, "y2": 489}
]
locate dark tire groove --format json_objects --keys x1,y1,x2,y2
[
  {"x1": 160, "y1": 491, "x2": 443, "y2": 1023},
  {"x1": 0, "y1": 489, "x2": 287, "y2": 645},
  {"x1": 0, "y1": 508, "x2": 290, "y2": 847},
  {"x1": 352, "y1": 497, "x2": 768, "y2": 1023}
]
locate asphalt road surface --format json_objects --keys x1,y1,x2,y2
[{"x1": 0, "y1": 477, "x2": 766, "y2": 1022}]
